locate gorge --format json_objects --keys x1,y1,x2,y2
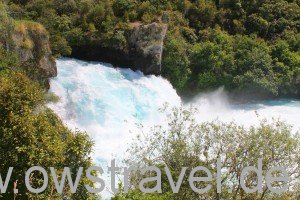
[
  {"x1": 48, "y1": 58, "x2": 300, "y2": 197},
  {"x1": 1, "y1": 0, "x2": 300, "y2": 198}
]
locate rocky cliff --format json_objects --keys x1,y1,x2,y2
[
  {"x1": 128, "y1": 23, "x2": 167, "y2": 75},
  {"x1": 12, "y1": 21, "x2": 57, "y2": 88},
  {"x1": 71, "y1": 22, "x2": 167, "y2": 75},
  {"x1": 295, "y1": 72, "x2": 300, "y2": 95}
]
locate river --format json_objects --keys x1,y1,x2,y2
[{"x1": 48, "y1": 58, "x2": 300, "y2": 198}]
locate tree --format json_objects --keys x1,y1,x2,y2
[
  {"x1": 112, "y1": 0, "x2": 136, "y2": 18},
  {"x1": 115, "y1": 106, "x2": 300, "y2": 199},
  {"x1": 190, "y1": 28, "x2": 235, "y2": 91},
  {"x1": 0, "y1": 72, "x2": 98, "y2": 199},
  {"x1": 0, "y1": 2, "x2": 14, "y2": 50},
  {"x1": 233, "y1": 35, "x2": 279, "y2": 96},
  {"x1": 271, "y1": 37, "x2": 300, "y2": 96},
  {"x1": 3, "y1": 0, "x2": 300, "y2": 97},
  {"x1": 246, "y1": 0, "x2": 300, "y2": 39},
  {"x1": 186, "y1": 0, "x2": 217, "y2": 31},
  {"x1": 162, "y1": 34, "x2": 191, "y2": 92}
]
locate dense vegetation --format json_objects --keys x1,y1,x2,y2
[
  {"x1": 0, "y1": 71, "x2": 99, "y2": 199},
  {"x1": 113, "y1": 107, "x2": 300, "y2": 199},
  {"x1": 0, "y1": 0, "x2": 300, "y2": 199},
  {"x1": 0, "y1": 3, "x2": 99, "y2": 199},
  {"x1": 3, "y1": 0, "x2": 300, "y2": 98}
]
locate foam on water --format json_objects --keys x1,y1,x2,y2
[
  {"x1": 48, "y1": 59, "x2": 181, "y2": 165},
  {"x1": 189, "y1": 88, "x2": 300, "y2": 129},
  {"x1": 48, "y1": 58, "x2": 300, "y2": 198}
]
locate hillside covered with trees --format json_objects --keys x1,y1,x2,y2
[
  {"x1": 3, "y1": 0, "x2": 300, "y2": 98},
  {"x1": 1, "y1": 3, "x2": 99, "y2": 199},
  {"x1": 0, "y1": 0, "x2": 300, "y2": 199}
]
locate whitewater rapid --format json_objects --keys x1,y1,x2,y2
[
  {"x1": 48, "y1": 59, "x2": 181, "y2": 163},
  {"x1": 48, "y1": 58, "x2": 300, "y2": 197},
  {"x1": 190, "y1": 88, "x2": 300, "y2": 128}
]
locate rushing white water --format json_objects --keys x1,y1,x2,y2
[
  {"x1": 48, "y1": 59, "x2": 181, "y2": 163},
  {"x1": 189, "y1": 88, "x2": 300, "y2": 128},
  {"x1": 48, "y1": 58, "x2": 300, "y2": 197}
]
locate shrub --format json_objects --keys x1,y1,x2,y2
[
  {"x1": 21, "y1": 38, "x2": 33, "y2": 49},
  {"x1": 0, "y1": 71, "x2": 97, "y2": 199},
  {"x1": 162, "y1": 34, "x2": 191, "y2": 92},
  {"x1": 115, "y1": 107, "x2": 300, "y2": 199}
]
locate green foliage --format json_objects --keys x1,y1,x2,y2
[
  {"x1": 162, "y1": 33, "x2": 191, "y2": 91},
  {"x1": 190, "y1": 28, "x2": 235, "y2": 91},
  {"x1": 0, "y1": 2, "x2": 15, "y2": 50},
  {"x1": 0, "y1": 1, "x2": 299, "y2": 199},
  {"x1": 271, "y1": 34, "x2": 300, "y2": 96},
  {"x1": 53, "y1": 0, "x2": 78, "y2": 15},
  {"x1": 246, "y1": 0, "x2": 300, "y2": 39},
  {"x1": 233, "y1": 35, "x2": 278, "y2": 95},
  {"x1": 113, "y1": 0, "x2": 136, "y2": 18},
  {"x1": 3, "y1": 0, "x2": 300, "y2": 97},
  {"x1": 115, "y1": 107, "x2": 300, "y2": 199},
  {"x1": 50, "y1": 34, "x2": 72, "y2": 57},
  {"x1": 113, "y1": 188, "x2": 171, "y2": 200},
  {"x1": 0, "y1": 71, "x2": 97, "y2": 199},
  {"x1": 0, "y1": 4, "x2": 20, "y2": 71},
  {"x1": 0, "y1": 4, "x2": 98, "y2": 199},
  {"x1": 192, "y1": 27, "x2": 295, "y2": 97},
  {"x1": 0, "y1": 2, "x2": 9, "y2": 41},
  {"x1": 0, "y1": 46, "x2": 19, "y2": 72},
  {"x1": 186, "y1": 0, "x2": 217, "y2": 31}
]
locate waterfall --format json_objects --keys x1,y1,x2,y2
[
  {"x1": 48, "y1": 58, "x2": 181, "y2": 163},
  {"x1": 48, "y1": 58, "x2": 300, "y2": 198}
]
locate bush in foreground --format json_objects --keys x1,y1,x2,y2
[
  {"x1": 0, "y1": 71, "x2": 99, "y2": 200},
  {"x1": 114, "y1": 107, "x2": 300, "y2": 200}
]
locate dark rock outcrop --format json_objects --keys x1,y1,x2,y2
[
  {"x1": 296, "y1": 73, "x2": 300, "y2": 84},
  {"x1": 12, "y1": 21, "x2": 57, "y2": 87},
  {"x1": 128, "y1": 23, "x2": 167, "y2": 75},
  {"x1": 295, "y1": 72, "x2": 300, "y2": 96},
  {"x1": 71, "y1": 22, "x2": 167, "y2": 75}
]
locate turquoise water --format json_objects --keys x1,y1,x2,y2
[
  {"x1": 233, "y1": 99, "x2": 300, "y2": 110},
  {"x1": 48, "y1": 58, "x2": 300, "y2": 197},
  {"x1": 48, "y1": 58, "x2": 181, "y2": 165},
  {"x1": 189, "y1": 88, "x2": 300, "y2": 129}
]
